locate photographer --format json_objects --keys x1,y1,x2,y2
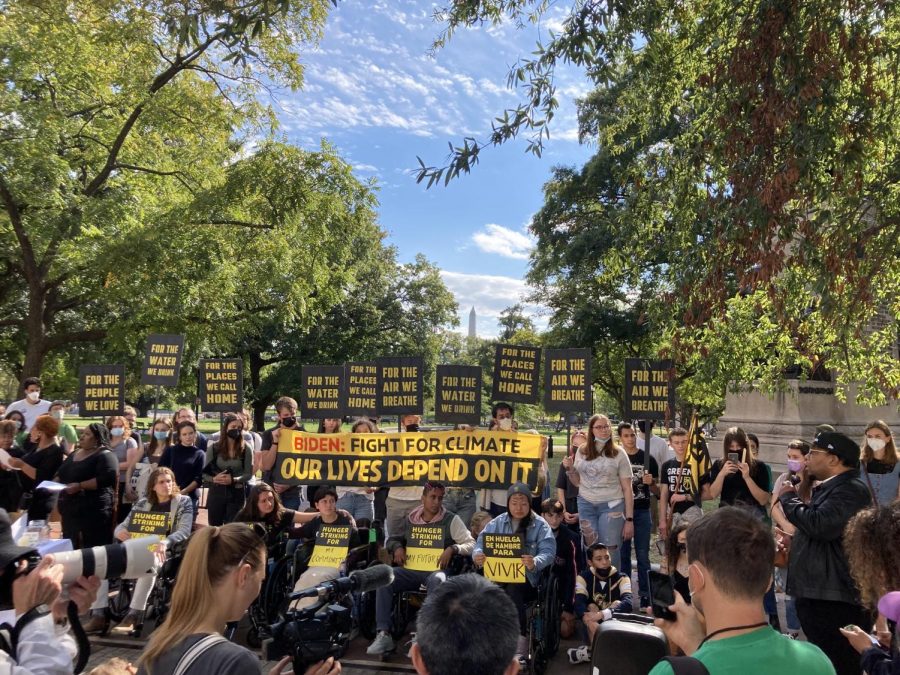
[
  {"x1": 0, "y1": 508, "x2": 101, "y2": 674},
  {"x1": 649, "y1": 507, "x2": 834, "y2": 675},
  {"x1": 137, "y1": 522, "x2": 339, "y2": 675}
]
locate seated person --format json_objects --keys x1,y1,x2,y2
[
  {"x1": 290, "y1": 485, "x2": 360, "y2": 609},
  {"x1": 112, "y1": 467, "x2": 194, "y2": 636},
  {"x1": 367, "y1": 482, "x2": 475, "y2": 656},
  {"x1": 233, "y1": 481, "x2": 326, "y2": 554},
  {"x1": 470, "y1": 510, "x2": 492, "y2": 539},
  {"x1": 567, "y1": 542, "x2": 634, "y2": 664},
  {"x1": 540, "y1": 498, "x2": 579, "y2": 638},
  {"x1": 473, "y1": 483, "x2": 556, "y2": 665}
]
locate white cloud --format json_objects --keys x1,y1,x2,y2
[
  {"x1": 471, "y1": 223, "x2": 535, "y2": 260},
  {"x1": 440, "y1": 270, "x2": 548, "y2": 337}
]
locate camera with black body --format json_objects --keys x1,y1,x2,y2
[{"x1": 263, "y1": 564, "x2": 394, "y2": 673}]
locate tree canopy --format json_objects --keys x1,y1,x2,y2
[{"x1": 422, "y1": 0, "x2": 899, "y2": 407}]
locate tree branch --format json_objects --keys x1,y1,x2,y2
[
  {"x1": 191, "y1": 219, "x2": 274, "y2": 230},
  {"x1": 43, "y1": 329, "x2": 107, "y2": 351},
  {"x1": 114, "y1": 163, "x2": 197, "y2": 193}
]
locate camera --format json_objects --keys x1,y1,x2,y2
[{"x1": 265, "y1": 602, "x2": 352, "y2": 671}]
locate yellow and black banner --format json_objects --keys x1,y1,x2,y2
[
  {"x1": 78, "y1": 365, "x2": 125, "y2": 417},
  {"x1": 309, "y1": 524, "x2": 351, "y2": 569},
  {"x1": 140, "y1": 333, "x2": 184, "y2": 387},
  {"x1": 544, "y1": 348, "x2": 592, "y2": 414},
  {"x1": 199, "y1": 359, "x2": 243, "y2": 412},
  {"x1": 624, "y1": 358, "x2": 674, "y2": 420},
  {"x1": 405, "y1": 524, "x2": 444, "y2": 572},
  {"x1": 127, "y1": 511, "x2": 169, "y2": 536},
  {"x1": 344, "y1": 361, "x2": 377, "y2": 417},
  {"x1": 483, "y1": 533, "x2": 525, "y2": 584},
  {"x1": 492, "y1": 344, "x2": 541, "y2": 404},
  {"x1": 301, "y1": 365, "x2": 344, "y2": 419},
  {"x1": 274, "y1": 429, "x2": 544, "y2": 490},
  {"x1": 434, "y1": 364, "x2": 482, "y2": 425}
]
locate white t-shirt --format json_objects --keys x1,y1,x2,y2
[
  {"x1": 6, "y1": 398, "x2": 51, "y2": 431},
  {"x1": 638, "y1": 433, "x2": 674, "y2": 473},
  {"x1": 574, "y1": 447, "x2": 633, "y2": 503}
]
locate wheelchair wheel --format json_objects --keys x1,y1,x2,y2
[
  {"x1": 264, "y1": 556, "x2": 295, "y2": 623},
  {"x1": 543, "y1": 574, "x2": 561, "y2": 656},
  {"x1": 107, "y1": 578, "x2": 134, "y2": 623},
  {"x1": 527, "y1": 607, "x2": 548, "y2": 675},
  {"x1": 356, "y1": 589, "x2": 377, "y2": 640}
]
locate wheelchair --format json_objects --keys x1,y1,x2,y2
[
  {"x1": 523, "y1": 568, "x2": 561, "y2": 675},
  {"x1": 241, "y1": 533, "x2": 298, "y2": 647}
]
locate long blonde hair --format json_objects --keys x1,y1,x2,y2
[{"x1": 139, "y1": 523, "x2": 265, "y2": 672}]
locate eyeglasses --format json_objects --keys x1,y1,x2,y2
[
  {"x1": 808, "y1": 448, "x2": 831, "y2": 455},
  {"x1": 592, "y1": 424, "x2": 611, "y2": 430}
]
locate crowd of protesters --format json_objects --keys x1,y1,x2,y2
[{"x1": 0, "y1": 377, "x2": 897, "y2": 675}]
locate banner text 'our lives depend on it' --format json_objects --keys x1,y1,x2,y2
[{"x1": 275, "y1": 429, "x2": 545, "y2": 490}]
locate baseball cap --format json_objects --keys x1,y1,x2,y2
[{"x1": 812, "y1": 431, "x2": 860, "y2": 467}]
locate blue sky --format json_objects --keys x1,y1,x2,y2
[{"x1": 274, "y1": 0, "x2": 594, "y2": 336}]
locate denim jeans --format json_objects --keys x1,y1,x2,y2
[
  {"x1": 442, "y1": 488, "x2": 476, "y2": 528},
  {"x1": 619, "y1": 507, "x2": 652, "y2": 607},
  {"x1": 375, "y1": 567, "x2": 447, "y2": 632},
  {"x1": 576, "y1": 496, "x2": 626, "y2": 568},
  {"x1": 336, "y1": 492, "x2": 374, "y2": 523}
]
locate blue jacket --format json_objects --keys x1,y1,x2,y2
[{"x1": 475, "y1": 512, "x2": 556, "y2": 586}]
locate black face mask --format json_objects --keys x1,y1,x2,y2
[
  {"x1": 281, "y1": 417, "x2": 296, "y2": 428},
  {"x1": 405, "y1": 424, "x2": 419, "y2": 433},
  {"x1": 596, "y1": 567, "x2": 611, "y2": 579},
  {"x1": 226, "y1": 429, "x2": 243, "y2": 440}
]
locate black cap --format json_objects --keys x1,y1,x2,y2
[
  {"x1": 812, "y1": 431, "x2": 860, "y2": 467},
  {"x1": 0, "y1": 508, "x2": 37, "y2": 571}
]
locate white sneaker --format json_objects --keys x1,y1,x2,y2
[
  {"x1": 567, "y1": 645, "x2": 591, "y2": 664},
  {"x1": 405, "y1": 632, "x2": 417, "y2": 658},
  {"x1": 366, "y1": 631, "x2": 396, "y2": 655}
]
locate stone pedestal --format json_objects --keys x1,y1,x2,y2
[{"x1": 718, "y1": 381, "x2": 899, "y2": 472}]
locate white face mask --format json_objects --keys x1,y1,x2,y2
[
  {"x1": 51, "y1": 410, "x2": 64, "y2": 421},
  {"x1": 867, "y1": 438, "x2": 886, "y2": 452},
  {"x1": 497, "y1": 417, "x2": 513, "y2": 432},
  {"x1": 595, "y1": 437, "x2": 610, "y2": 449},
  {"x1": 26, "y1": 391, "x2": 40, "y2": 402}
]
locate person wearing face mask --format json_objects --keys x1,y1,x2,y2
[
  {"x1": 259, "y1": 396, "x2": 305, "y2": 511},
  {"x1": 479, "y1": 402, "x2": 519, "y2": 516},
  {"x1": 106, "y1": 414, "x2": 139, "y2": 523},
  {"x1": 4, "y1": 411, "x2": 28, "y2": 447},
  {"x1": 567, "y1": 542, "x2": 634, "y2": 664},
  {"x1": 5, "y1": 377, "x2": 51, "y2": 433},
  {"x1": 561, "y1": 413, "x2": 635, "y2": 569},
  {"x1": 126, "y1": 417, "x2": 172, "y2": 503},
  {"x1": 778, "y1": 431, "x2": 872, "y2": 675},
  {"x1": 770, "y1": 440, "x2": 813, "y2": 639},
  {"x1": 48, "y1": 400, "x2": 78, "y2": 454},
  {"x1": 202, "y1": 413, "x2": 254, "y2": 526},
  {"x1": 648, "y1": 507, "x2": 835, "y2": 675},
  {"x1": 859, "y1": 420, "x2": 899, "y2": 506}
]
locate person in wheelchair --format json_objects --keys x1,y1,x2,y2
[
  {"x1": 289, "y1": 485, "x2": 360, "y2": 609},
  {"x1": 567, "y1": 542, "x2": 634, "y2": 664},
  {"x1": 111, "y1": 466, "x2": 195, "y2": 636},
  {"x1": 367, "y1": 481, "x2": 475, "y2": 656},
  {"x1": 540, "y1": 498, "x2": 579, "y2": 638},
  {"x1": 473, "y1": 483, "x2": 556, "y2": 665},
  {"x1": 234, "y1": 482, "x2": 332, "y2": 553}
]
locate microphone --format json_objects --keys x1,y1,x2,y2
[{"x1": 289, "y1": 563, "x2": 395, "y2": 600}]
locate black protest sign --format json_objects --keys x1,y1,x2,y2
[
  {"x1": 344, "y1": 362, "x2": 377, "y2": 417},
  {"x1": 199, "y1": 359, "x2": 243, "y2": 412},
  {"x1": 78, "y1": 365, "x2": 125, "y2": 417},
  {"x1": 310, "y1": 524, "x2": 351, "y2": 569},
  {"x1": 301, "y1": 365, "x2": 344, "y2": 419},
  {"x1": 491, "y1": 344, "x2": 541, "y2": 403},
  {"x1": 624, "y1": 358, "x2": 675, "y2": 420},
  {"x1": 434, "y1": 365, "x2": 482, "y2": 425},
  {"x1": 544, "y1": 348, "x2": 592, "y2": 413},
  {"x1": 127, "y1": 511, "x2": 170, "y2": 536},
  {"x1": 376, "y1": 356, "x2": 424, "y2": 415},
  {"x1": 140, "y1": 334, "x2": 184, "y2": 386}
]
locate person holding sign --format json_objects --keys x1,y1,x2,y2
[
  {"x1": 111, "y1": 467, "x2": 194, "y2": 637},
  {"x1": 203, "y1": 413, "x2": 254, "y2": 526},
  {"x1": 386, "y1": 414, "x2": 427, "y2": 538},
  {"x1": 335, "y1": 419, "x2": 378, "y2": 523},
  {"x1": 259, "y1": 397, "x2": 305, "y2": 511},
  {"x1": 473, "y1": 483, "x2": 556, "y2": 665},
  {"x1": 367, "y1": 482, "x2": 475, "y2": 657},
  {"x1": 480, "y1": 402, "x2": 519, "y2": 516},
  {"x1": 562, "y1": 413, "x2": 635, "y2": 569},
  {"x1": 566, "y1": 542, "x2": 634, "y2": 664},
  {"x1": 290, "y1": 486, "x2": 360, "y2": 609},
  {"x1": 658, "y1": 427, "x2": 703, "y2": 539}
]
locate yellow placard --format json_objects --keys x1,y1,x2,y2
[
  {"x1": 309, "y1": 524, "x2": 350, "y2": 569},
  {"x1": 405, "y1": 524, "x2": 443, "y2": 572},
  {"x1": 483, "y1": 533, "x2": 525, "y2": 584}
]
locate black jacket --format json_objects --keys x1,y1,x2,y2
[{"x1": 780, "y1": 470, "x2": 871, "y2": 604}]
